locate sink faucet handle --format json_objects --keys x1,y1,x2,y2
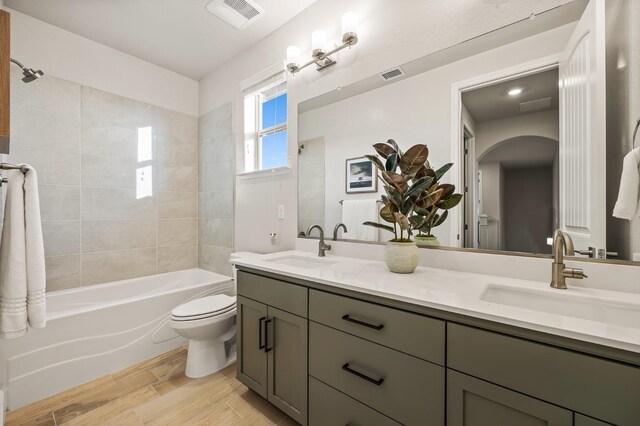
[{"x1": 564, "y1": 268, "x2": 588, "y2": 280}]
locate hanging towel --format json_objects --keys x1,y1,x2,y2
[
  {"x1": 0, "y1": 166, "x2": 46, "y2": 339},
  {"x1": 613, "y1": 148, "x2": 640, "y2": 220},
  {"x1": 341, "y1": 199, "x2": 379, "y2": 242}
]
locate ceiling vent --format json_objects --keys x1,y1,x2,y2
[
  {"x1": 379, "y1": 67, "x2": 405, "y2": 81},
  {"x1": 519, "y1": 97, "x2": 552, "y2": 113},
  {"x1": 206, "y1": 0, "x2": 265, "y2": 30}
]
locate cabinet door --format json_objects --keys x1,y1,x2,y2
[
  {"x1": 237, "y1": 296, "x2": 268, "y2": 398},
  {"x1": 447, "y1": 370, "x2": 572, "y2": 426},
  {"x1": 267, "y1": 306, "x2": 308, "y2": 425}
]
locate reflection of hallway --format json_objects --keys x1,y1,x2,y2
[{"x1": 461, "y1": 68, "x2": 559, "y2": 254}]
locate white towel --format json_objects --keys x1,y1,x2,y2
[
  {"x1": 0, "y1": 166, "x2": 46, "y2": 339},
  {"x1": 613, "y1": 148, "x2": 640, "y2": 220},
  {"x1": 341, "y1": 199, "x2": 380, "y2": 242}
]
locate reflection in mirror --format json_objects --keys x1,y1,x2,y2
[{"x1": 297, "y1": 0, "x2": 640, "y2": 264}]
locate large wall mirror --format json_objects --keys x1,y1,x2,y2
[{"x1": 297, "y1": 0, "x2": 640, "y2": 264}]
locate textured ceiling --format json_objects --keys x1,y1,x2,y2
[{"x1": 4, "y1": 0, "x2": 318, "y2": 79}]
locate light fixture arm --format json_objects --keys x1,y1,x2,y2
[{"x1": 288, "y1": 36, "x2": 358, "y2": 75}]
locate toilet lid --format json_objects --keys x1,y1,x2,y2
[{"x1": 171, "y1": 294, "x2": 236, "y2": 319}]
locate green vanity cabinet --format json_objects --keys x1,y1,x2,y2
[
  {"x1": 237, "y1": 268, "x2": 640, "y2": 426},
  {"x1": 237, "y1": 271, "x2": 309, "y2": 425}
]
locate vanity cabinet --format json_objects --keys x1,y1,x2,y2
[
  {"x1": 237, "y1": 269, "x2": 640, "y2": 426},
  {"x1": 236, "y1": 271, "x2": 308, "y2": 425}
]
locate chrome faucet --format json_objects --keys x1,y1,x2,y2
[
  {"x1": 307, "y1": 224, "x2": 331, "y2": 257},
  {"x1": 333, "y1": 223, "x2": 348, "y2": 241},
  {"x1": 550, "y1": 229, "x2": 588, "y2": 289}
]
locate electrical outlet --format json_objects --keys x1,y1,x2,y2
[{"x1": 278, "y1": 205, "x2": 285, "y2": 219}]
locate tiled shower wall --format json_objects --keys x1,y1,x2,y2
[
  {"x1": 6, "y1": 69, "x2": 199, "y2": 291},
  {"x1": 198, "y1": 103, "x2": 234, "y2": 276}
]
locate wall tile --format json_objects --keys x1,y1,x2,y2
[
  {"x1": 200, "y1": 218, "x2": 233, "y2": 247},
  {"x1": 158, "y1": 218, "x2": 198, "y2": 246},
  {"x1": 42, "y1": 220, "x2": 81, "y2": 256},
  {"x1": 11, "y1": 106, "x2": 80, "y2": 152},
  {"x1": 39, "y1": 185, "x2": 81, "y2": 220},
  {"x1": 158, "y1": 244, "x2": 197, "y2": 273},
  {"x1": 81, "y1": 154, "x2": 139, "y2": 189},
  {"x1": 81, "y1": 122, "x2": 141, "y2": 159},
  {"x1": 202, "y1": 162, "x2": 233, "y2": 192},
  {"x1": 201, "y1": 103, "x2": 231, "y2": 140},
  {"x1": 157, "y1": 164, "x2": 197, "y2": 192},
  {"x1": 81, "y1": 187, "x2": 155, "y2": 220},
  {"x1": 81, "y1": 86, "x2": 154, "y2": 128},
  {"x1": 82, "y1": 248, "x2": 157, "y2": 286},
  {"x1": 202, "y1": 190, "x2": 233, "y2": 219},
  {"x1": 8, "y1": 145, "x2": 80, "y2": 186},
  {"x1": 158, "y1": 191, "x2": 197, "y2": 218},
  {"x1": 201, "y1": 132, "x2": 233, "y2": 165},
  {"x1": 82, "y1": 220, "x2": 156, "y2": 252},
  {"x1": 156, "y1": 107, "x2": 198, "y2": 142},
  {"x1": 11, "y1": 70, "x2": 80, "y2": 120},
  {"x1": 199, "y1": 244, "x2": 233, "y2": 276},
  {"x1": 157, "y1": 134, "x2": 197, "y2": 166},
  {"x1": 45, "y1": 255, "x2": 82, "y2": 291}
]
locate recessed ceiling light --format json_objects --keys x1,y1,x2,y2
[{"x1": 508, "y1": 88, "x2": 523, "y2": 96}]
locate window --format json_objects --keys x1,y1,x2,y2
[{"x1": 243, "y1": 72, "x2": 288, "y2": 172}]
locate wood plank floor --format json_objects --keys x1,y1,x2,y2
[{"x1": 5, "y1": 347, "x2": 297, "y2": 426}]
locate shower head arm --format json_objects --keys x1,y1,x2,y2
[{"x1": 10, "y1": 58, "x2": 26, "y2": 70}]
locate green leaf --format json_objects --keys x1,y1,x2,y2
[
  {"x1": 373, "y1": 143, "x2": 395, "y2": 159},
  {"x1": 379, "y1": 205, "x2": 395, "y2": 223},
  {"x1": 385, "y1": 152, "x2": 398, "y2": 172},
  {"x1": 438, "y1": 183, "x2": 455, "y2": 199},
  {"x1": 434, "y1": 163, "x2": 453, "y2": 180},
  {"x1": 437, "y1": 193, "x2": 463, "y2": 209},
  {"x1": 434, "y1": 209, "x2": 448, "y2": 227},
  {"x1": 363, "y1": 221, "x2": 395, "y2": 233},
  {"x1": 364, "y1": 155, "x2": 385, "y2": 171},
  {"x1": 399, "y1": 144, "x2": 429, "y2": 175},
  {"x1": 382, "y1": 171, "x2": 407, "y2": 192},
  {"x1": 416, "y1": 166, "x2": 436, "y2": 180},
  {"x1": 393, "y1": 212, "x2": 410, "y2": 230},
  {"x1": 405, "y1": 176, "x2": 434, "y2": 200},
  {"x1": 386, "y1": 139, "x2": 402, "y2": 155},
  {"x1": 417, "y1": 188, "x2": 444, "y2": 209}
]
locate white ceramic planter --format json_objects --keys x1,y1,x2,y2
[
  {"x1": 384, "y1": 241, "x2": 420, "y2": 273},
  {"x1": 414, "y1": 235, "x2": 440, "y2": 247}
]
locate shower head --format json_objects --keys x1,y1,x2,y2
[{"x1": 10, "y1": 58, "x2": 44, "y2": 83}]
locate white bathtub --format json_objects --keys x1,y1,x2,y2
[{"x1": 1, "y1": 268, "x2": 233, "y2": 410}]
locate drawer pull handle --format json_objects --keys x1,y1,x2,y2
[
  {"x1": 342, "y1": 314, "x2": 384, "y2": 330},
  {"x1": 342, "y1": 363, "x2": 384, "y2": 386},
  {"x1": 264, "y1": 318, "x2": 273, "y2": 353},
  {"x1": 258, "y1": 317, "x2": 266, "y2": 350}
]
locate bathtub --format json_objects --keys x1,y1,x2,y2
[{"x1": 1, "y1": 268, "x2": 233, "y2": 410}]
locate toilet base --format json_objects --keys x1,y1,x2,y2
[{"x1": 184, "y1": 326, "x2": 237, "y2": 378}]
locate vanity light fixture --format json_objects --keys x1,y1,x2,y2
[
  {"x1": 286, "y1": 11, "x2": 359, "y2": 75},
  {"x1": 508, "y1": 88, "x2": 523, "y2": 96}
]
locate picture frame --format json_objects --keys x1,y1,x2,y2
[{"x1": 345, "y1": 156, "x2": 378, "y2": 194}]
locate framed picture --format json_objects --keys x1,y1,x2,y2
[{"x1": 345, "y1": 156, "x2": 378, "y2": 193}]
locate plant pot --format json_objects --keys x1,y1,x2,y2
[
  {"x1": 414, "y1": 235, "x2": 440, "y2": 247},
  {"x1": 384, "y1": 241, "x2": 420, "y2": 274}
]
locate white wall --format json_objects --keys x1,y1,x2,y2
[
  {"x1": 297, "y1": 24, "x2": 573, "y2": 247},
  {"x1": 5, "y1": 8, "x2": 198, "y2": 116},
  {"x1": 199, "y1": 0, "x2": 574, "y2": 253}
]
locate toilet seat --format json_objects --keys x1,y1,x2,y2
[{"x1": 171, "y1": 295, "x2": 236, "y2": 322}]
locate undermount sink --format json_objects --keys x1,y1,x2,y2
[
  {"x1": 481, "y1": 284, "x2": 640, "y2": 329},
  {"x1": 266, "y1": 255, "x2": 337, "y2": 269}
]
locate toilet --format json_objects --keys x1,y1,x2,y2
[{"x1": 169, "y1": 251, "x2": 260, "y2": 378}]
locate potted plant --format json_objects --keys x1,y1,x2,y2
[
  {"x1": 412, "y1": 163, "x2": 463, "y2": 247},
  {"x1": 362, "y1": 139, "x2": 459, "y2": 273}
]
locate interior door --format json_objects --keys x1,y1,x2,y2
[{"x1": 558, "y1": 0, "x2": 607, "y2": 257}]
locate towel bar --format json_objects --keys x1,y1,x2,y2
[{"x1": 0, "y1": 163, "x2": 30, "y2": 187}]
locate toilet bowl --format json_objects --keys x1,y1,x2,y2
[{"x1": 170, "y1": 294, "x2": 237, "y2": 378}]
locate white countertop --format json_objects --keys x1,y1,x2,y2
[{"x1": 233, "y1": 250, "x2": 640, "y2": 354}]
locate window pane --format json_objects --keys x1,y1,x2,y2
[
  {"x1": 261, "y1": 129, "x2": 287, "y2": 170},
  {"x1": 261, "y1": 93, "x2": 287, "y2": 130}
]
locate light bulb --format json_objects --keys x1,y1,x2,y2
[
  {"x1": 286, "y1": 45, "x2": 300, "y2": 66},
  {"x1": 312, "y1": 30, "x2": 327, "y2": 53}
]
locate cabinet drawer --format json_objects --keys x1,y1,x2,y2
[
  {"x1": 309, "y1": 289, "x2": 444, "y2": 364},
  {"x1": 448, "y1": 324, "x2": 640, "y2": 426},
  {"x1": 309, "y1": 322, "x2": 444, "y2": 426},
  {"x1": 237, "y1": 271, "x2": 307, "y2": 317},
  {"x1": 309, "y1": 377, "x2": 401, "y2": 426}
]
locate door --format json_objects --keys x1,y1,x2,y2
[
  {"x1": 447, "y1": 370, "x2": 572, "y2": 426},
  {"x1": 559, "y1": 0, "x2": 607, "y2": 256},
  {"x1": 267, "y1": 306, "x2": 308, "y2": 425},
  {"x1": 237, "y1": 296, "x2": 268, "y2": 398}
]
